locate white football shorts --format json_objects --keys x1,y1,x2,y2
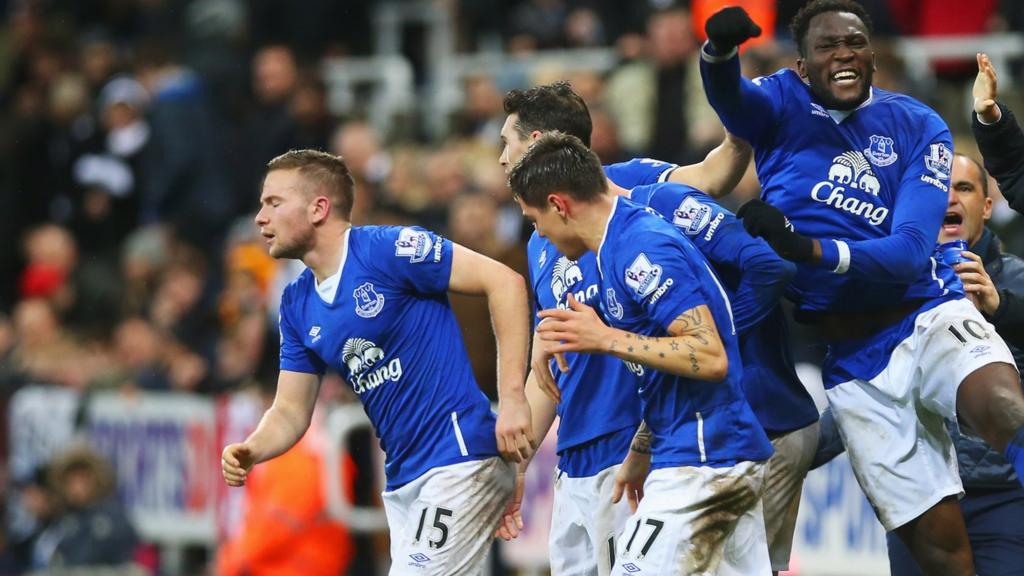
[
  {"x1": 827, "y1": 297, "x2": 1017, "y2": 530},
  {"x1": 550, "y1": 463, "x2": 634, "y2": 575},
  {"x1": 611, "y1": 460, "x2": 770, "y2": 576},
  {"x1": 382, "y1": 457, "x2": 514, "y2": 575}
]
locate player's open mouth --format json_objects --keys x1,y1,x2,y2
[
  {"x1": 831, "y1": 69, "x2": 860, "y2": 86},
  {"x1": 943, "y1": 212, "x2": 963, "y2": 233}
]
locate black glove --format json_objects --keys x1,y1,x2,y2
[
  {"x1": 704, "y1": 6, "x2": 762, "y2": 54},
  {"x1": 737, "y1": 199, "x2": 814, "y2": 262}
]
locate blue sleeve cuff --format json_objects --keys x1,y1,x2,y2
[
  {"x1": 701, "y1": 41, "x2": 738, "y2": 63},
  {"x1": 818, "y1": 239, "x2": 851, "y2": 274}
]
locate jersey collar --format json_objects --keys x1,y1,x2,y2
[
  {"x1": 595, "y1": 195, "x2": 620, "y2": 277},
  {"x1": 314, "y1": 227, "x2": 352, "y2": 304},
  {"x1": 825, "y1": 87, "x2": 874, "y2": 124}
]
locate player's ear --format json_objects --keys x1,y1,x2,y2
[
  {"x1": 530, "y1": 130, "x2": 543, "y2": 142},
  {"x1": 310, "y1": 195, "x2": 331, "y2": 224},
  {"x1": 549, "y1": 193, "x2": 569, "y2": 218},
  {"x1": 796, "y1": 57, "x2": 807, "y2": 79}
]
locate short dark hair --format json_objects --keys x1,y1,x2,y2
[
  {"x1": 954, "y1": 152, "x2": 990, "y2": 197},
  {"x1": 266, "y1": 149, "x2": 356, "y2": 219},
  {"x1": 508, "y1": 132, "x2": 607, "y2": 209},
  {"x1": 790, "y1": 0, "x2": 873, "y2": 56},
  {"x1": 503, "y1": 81, "x2": 592, "y2": 147}
]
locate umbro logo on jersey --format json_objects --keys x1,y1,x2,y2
[
  {"x1": 309, "y1": 326, "x2": 322, "y2": 343},
  {"x1": 810, "y1": 102, "x2": 830, "y2": 119}
]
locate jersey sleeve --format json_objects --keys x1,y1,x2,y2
[
  {"x1": 699, "y1": 46, "x2": 784, "y2": 148},
  {"x1": 278, "y1": 290, "x2": 326, "y2": 375},
  {"x1": 373, "y1": 226, "x2": 453, "y2": 295},
  {"x1": 619, "y1": 233, "x2": 709, "y2": 332},
  {"x1": 817, "y1": 120, "x2": 954, "y2": 282},
  {"x1": 643, "y1": 186, "x2": 795, "y2": 334},
  {"x1": 526, "y1": 234, "x2": 548, "y2": 321},
  {"x1": 604, "y1": 158, "x2": 679, "y2": 188}
]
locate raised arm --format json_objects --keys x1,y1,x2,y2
[
  {"x1": 222, "y1": 370, "x2": 321, "y2": 486},
  {"x1": 668, "y1": 132, "x2": 752, "y2": 198},
  {"x1": 699, "y1": 8, "x2": 779, "y2": 147},
  {"x1": 972, "y1": 54, "x2": 1024, "y2": 212},
  {"x1": 448, "y1": 243, "x2": 536, "y2": 461}
]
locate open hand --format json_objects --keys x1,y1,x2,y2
[{"x1": 974, "y1": 53, "x2": 1000, "y2": 124}]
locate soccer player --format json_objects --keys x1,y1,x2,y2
[
  {"x1": 511, "y1": 132, "x2": 774, "y2": 575},
  {"x1": 813, "y1": 152, "x2": 1024, "y2": 575},
  {"x1": 220, "y1": 150, "x2": 535, "y2": 575},
  {"x1": 498, "y1": 82, "x2": 819, "y2": 575},
  {"x1": 700, "y1": 2, "x2": 1024, "y2": 573}
]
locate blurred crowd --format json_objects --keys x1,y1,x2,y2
[{"x1": 2, "y1": 0, "x2": 1024, "y2": 574}]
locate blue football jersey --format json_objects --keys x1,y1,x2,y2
[
  {"x1": 629, "y1": 183, "x2": 818, "y2": 434},
  {"x1": 604, "y1": 158, "x2": 678, "y2": 186},
  {"x1": 527, "y1": 234, "x2": 641, "y2": 474},
  {"x1": 701, "y1": 55, "x2": 966, "y2": 388},
  {"x1": 598, "y1": 197, "x2": 772, "y2": 468},
  {"x1": 702, "y1": 60, "x2": 963, "y2": 315},
  {"x1": 278, "y1": 226, "x2": 497, "y2": 489}
]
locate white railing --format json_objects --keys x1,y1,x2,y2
[
  {"x1": 896, "y1": 33, "x2": 1024, "y2": 88},
  {"x1": 322, "y1": 403, "x2": 389, "y2": 532}
]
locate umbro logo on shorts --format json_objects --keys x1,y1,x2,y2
[
  {"x1": 621, "y1": 563, "x2": 641, "y2": 573},
  {"x1": 409, "y1": 552, "x2": 431, "y2": 564}
]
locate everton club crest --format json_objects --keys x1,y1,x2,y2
[
  {"x1": 353, "y1": 282, "x2": 385, "y2": 318},
  {"x1": 863, "y1": 134, "x2": 898, "y2": 167}
]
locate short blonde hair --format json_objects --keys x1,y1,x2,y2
[{"x1": 266, "y1": 149, "x2": 355, "y2": 219}]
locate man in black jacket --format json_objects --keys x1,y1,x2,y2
[
  {"x1": 970, "y1": 53, "x2": 1024, "y2": 352},
  {"x1": 815, "y1": 152, "x2": 1024, "y2": 575}
]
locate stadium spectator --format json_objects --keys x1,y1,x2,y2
[
  {"x1": 216, "y1": 383, "x2": 356, "y2": 576},
  {"x1": 134, "y1": 38, "x2": 234, "y2": 253},
  {"x1": 5, "y1": 465, "x2": 59, "y2": 573},
  {"x1": 604, "y1": 4, "x2": 722, "y2": 163},
  {"x1": 45, "y1": 445, "x2": 140, "y2": 569},
  {"x1": 448, "y1": 192, "x2": 529, "y2": 402}
]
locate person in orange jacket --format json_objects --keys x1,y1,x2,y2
[{"x1": 217, "y1": 412, "x2": 357, "y2": 576}]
